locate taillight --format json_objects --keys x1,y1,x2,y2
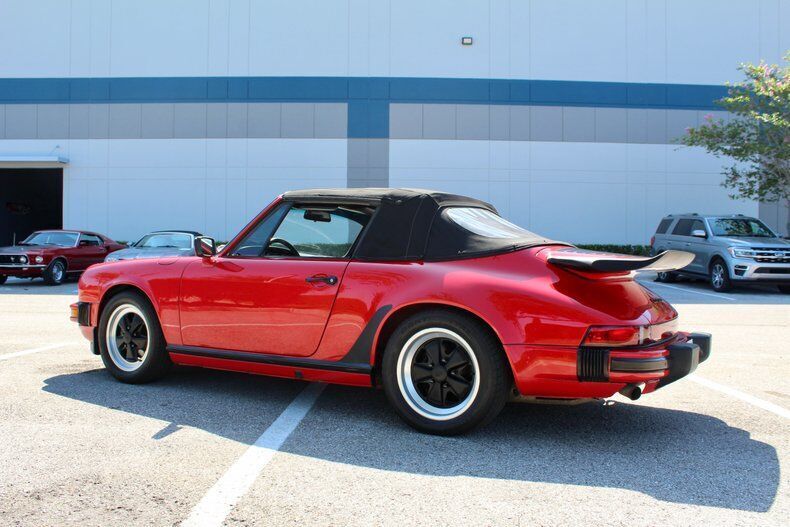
[{"x1": 582, "y1": 320, "x2": 678, "y2": 348}]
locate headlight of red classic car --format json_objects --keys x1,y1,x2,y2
[{"x1": 70, "y1": 188, "x2": 711, "y2": 436}]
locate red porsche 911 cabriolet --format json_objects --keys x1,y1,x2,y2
[{"x1": 72, "y1": 189, "x2": 711, "y2": 434}]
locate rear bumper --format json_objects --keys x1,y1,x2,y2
[{"x1": 579, "y1": 332, "x2": 711, "y2": 392}]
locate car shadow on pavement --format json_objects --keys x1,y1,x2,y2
[
  {"x1": 43, "y1": 368, "x2": 779, "y2": 513},
  {"x1": 293, "y1": 386, "x2": 781, "y2": 513},
  {"x1": 42, "y1": 366, "x2": 308, "y2": 445}
]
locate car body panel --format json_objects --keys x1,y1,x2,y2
[
  {"x1": 77, "y1": 246, "x2": 681, "y2": 398},
  {"x1": 179, "y1": 257, "x2": 350, "y2": 356}
]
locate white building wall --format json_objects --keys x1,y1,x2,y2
[{"x1": 0, "y1": 0, "x2": 787, "y2": 242}]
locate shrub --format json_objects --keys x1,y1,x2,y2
[{"x1": 576, "y1": 244, "x2": 652, "y2": 256}]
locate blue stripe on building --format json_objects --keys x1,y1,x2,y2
[{"x1": 0, "y1": 76, "x2": 728, "y2": 139}]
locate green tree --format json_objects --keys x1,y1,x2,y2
[{"x1": 682, "y1": 52, "x2": 789, "y2": 235}]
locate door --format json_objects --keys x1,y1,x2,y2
[
  {"x1": 0, "y1": 168, "x2": 62, "y2": 246},
  {"x1": 74, "y1": 233, "x2": 108, "y2": 270},
  {"x1": 670, "y1": 218, "x2": 708, "y2": 274},
  {"x1": 179, "y1": 202, "x2": 371, "y2": 357}
]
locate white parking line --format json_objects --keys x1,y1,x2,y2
[
  {"x1": 0, "y1": 343, "x2": 70, "y2": 361},
  {"x1": 690, "y1": 375, "x2": 790, "y2": 420},
  {"x1": 642, "y1": 281, "x2": 737, "y2": 302},
  {"x1": 181, "y1": 382, "x2": 326, "y2": 527}
]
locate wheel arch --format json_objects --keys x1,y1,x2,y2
[
  {"x1": 371, "y1": 301, "x2": 512, "y2": 383},
  {"x1": 708, "y1": 253, "x2": 728, "y2": 272},
  {"x1": 50, "y1": 256, "x2": 68, "y2": 270},
  {"x1": 97, "y1": 283, "x2": 159, "y2": 326}
]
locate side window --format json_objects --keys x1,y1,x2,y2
[
  {"x1": 268, "y1": 206, "x2": 368, "y2": 258},
  {"x1": 230, "y1": 204, "x2": 289, "y2": 257},
  {"x1": 80, "y1": 234, "x2": 102, "y2": 246},
  {"x1": 655, "y1": 218, "x2": 673, "y2": 234},
  {"x1": 690, "y1": 219, "x2": 706, "y2": 235},
  {"x1": 672, "y1": 219, "x2": 694, "y2": 236}
]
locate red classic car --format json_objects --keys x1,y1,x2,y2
[
  {"x1": 72, "y1": 189, "x2": 711, "y2": 435},
  {"x1": 0, "y1": 230, "x2": 125, "y2": 285}
]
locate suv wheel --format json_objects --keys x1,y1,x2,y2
[
  {"x1": 709, "y1": 258, "x2": 732, "y2": 292},
  {"x1": 655, "y1": 271, "x2": 677, "y2": 283}
]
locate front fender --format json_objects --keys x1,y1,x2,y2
[{"x1": 79, "y1": 259, "x2": 193, "y2": 345}]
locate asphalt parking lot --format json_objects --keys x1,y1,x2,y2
[{"x1": 0, "y1": 275, "x2": 788, "y2": 526}]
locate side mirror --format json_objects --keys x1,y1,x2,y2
[
  {"x1": 194, "y1": 236, "x2": 216, "y2": 257},
  {"x1": 691, "y1": 229, "x2": 707, "y2": 238}
]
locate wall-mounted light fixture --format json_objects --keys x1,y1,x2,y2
[{"x1": 461, "y1": 36, "x2": 473, "y2": 46}]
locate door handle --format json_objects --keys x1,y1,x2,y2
[{"x1": 305, "y1": 274, "x2": 338, "y2": 285}]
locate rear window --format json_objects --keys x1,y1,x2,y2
[
  {"x1": 445, "y1": 208, "x2": 534, "y2": 239},
  {"x1": 655, "y1": 218, "x2": 673, "y2": 234}
]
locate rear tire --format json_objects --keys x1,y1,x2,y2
[
  {"x1": 98, "y1": 291, "x2": 171, "y2": 383},
  {"x1": 655, "y1": 271, "x2": 677, "y2": 283},
  {"x1": 381, "y1": 310, "x2": 510, "y2": 435},
  {"x1": 709, "y1": 258, "x2": 733, "y2": 292},
  {"x1": 43, "y1": 259, "x2": 66, "y2": 285}
]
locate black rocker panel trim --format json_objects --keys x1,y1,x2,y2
[
  {"x1": 167, "y1": 345, "x2": 372, "y2": 375},
  {"x1": 339, "y1": 304, "x2": 393, "y2": 364}
]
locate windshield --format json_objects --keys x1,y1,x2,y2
[
  {"x1": 445, "y1": 207, "x2": 534, "y2": 239},
  {"x1": 709, "y1": 218, "x2": 775, "y2": 238},
  {"x1": 21, "y1": 231, "x2": 78, "y2": 247},
  {"x1": 134, "y1": 233, "x2": 193, "y2": 249}
]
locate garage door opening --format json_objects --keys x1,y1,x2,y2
[{"x1": 0, "y1": 168, "x2": 63, "y2": 246}]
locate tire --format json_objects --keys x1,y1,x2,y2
[
  {"x1": 778, "y1": 285, "x2": 790, "y2": 294},
  {"x1": 0, "y1": 274, "x2": 6, "y2": 285},
  {"x1": 98, "y1": 290, "x2": 171, "y2": 383},
  {"x1": 381, "y1": 310, "x2": 511, "y2": 435},
  {"x1": 42, "y1": 259, "x2": 66, "y2": 285},
  {"x1": 709, "y1": 258, "x2": 733, "y2": 292},
  {"x1": 655, "y1": 271, "x2": 677, "y2": 283}
]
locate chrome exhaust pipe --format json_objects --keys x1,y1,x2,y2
[{"x1": 619, "y1": 384, "x2": 642, "y2": 401}]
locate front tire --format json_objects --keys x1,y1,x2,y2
[
  {"x1": 98, "y1": 291, "x2": 171, "y2": 383},
  {"x1": 43, "y1": 259, "x2": 66, "y2": 285},
  {"x1": 382, "y1": 310, "x2": 510, "y2": 435},
  {"x1": 709, "y1": 258, "x2": 733, "y2": 292}
]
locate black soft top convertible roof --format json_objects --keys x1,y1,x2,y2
[{"x1": 281, "y1": 188, "x2": 561, "y2": 261}]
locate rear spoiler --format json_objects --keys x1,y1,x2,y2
[{"x1": 545, "y1": 248, "x2": 694, "y2": 273}]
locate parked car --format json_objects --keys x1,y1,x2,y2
[
  {"x1": 72, "y1": 189, "x2": 710, "y2": 435},
  {"x1": 0, "y1": 230, "x2": 125, "y2": 285},
  {"x1": 650, "y1": 213, "x2": 790, "y2": 293},
  {"x1": 105, "y1": 230, "x2": 203, "y2": 262}
]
